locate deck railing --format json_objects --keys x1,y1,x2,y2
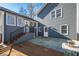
[
  {"x1": 10, "y1": 25, "x2": 26, "y2": 43},
  {"x1": 10, "y1": 25, "x2": 36, "y2": 43},
  {"x1": 8, "y1": 25, "x2": 35, "y2": 56}
]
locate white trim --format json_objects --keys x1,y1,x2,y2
[
  {"x1": 60, "y1": 8, "x2": 63, "y2": 17},
  {"x1": 39, "y1": 26, "x2": 42, "y2": 32},
  {"x1": 56, "y1": 8, "x2": 63, "y2": 18},
  {"x1": 36, "y1": 22, "x2": 38, "y2": 36},
  {"x1": 60, "y1": 24, "x2": 69, "y2": 35},
  {"x1": 17, "y1": 16, "x2": 24, "y2": 27},
  {"x1": 0, "y1": 11, "x2": 4, "y2": 44},
  {"x1": 50, "y1": 10, "x2": 56, "y2": 20},
  {"x1": 55, "y1": 10, "x2": 57, "y2": 18},
  {"x1": 2, "y1": 11, "x2": 4, "y2": 44},
  {"x1": 50, "y1": 8, "x2": 63, "y2": 20},
  {"x1": 44, "y1": 26, "x2": 48, "y2": 37},
  {"x1": 50, "y1": 9, "x2": 56, "y2": 20},
  {"x1": 24, "y1": 20, "x2": 26, "y2": 32},
  {"x1": 6, "y1": 13, "x2": 16, "y2": 26}
]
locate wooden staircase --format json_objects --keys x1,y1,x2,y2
[
  {"x1": 10, "y1": 25, "x2": 35, "y2": 44},
  {"x1": 10, "y1": 33, "x2": 26, "y2": 43},
  {"x1": 7, "y1": 25, "x2": 35, "y2": 56}
]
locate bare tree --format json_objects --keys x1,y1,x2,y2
[
  {"x1": 27, "y1": 3, "x2": 36, "y2": 18},
  {"x1": 19, "y1": 7, "x2": 27, "y2": 15}
]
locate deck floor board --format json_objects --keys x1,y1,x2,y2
[{"x1": 0, "y1": 41, "x2": 64, "y2": 56}]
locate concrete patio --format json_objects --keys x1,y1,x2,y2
[{"x1": 30, "y1": 37, "x2": 67, "y2": 52}]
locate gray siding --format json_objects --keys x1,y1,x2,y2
[
  {"x1": 4, "y1": 12, "x2": 24, "y2": 42},
  {"x1": 77, "y1": 33, "x2": 79, "y2": 40},
  {"x1": 4, "y1": 26, "x2": 23, "y2": 42},
  {"x1": 38, "y1": 3, "x2": 77, "y2": 40},
  {"x1": 0, "y1": 7, "x2": 38, "y2": 43}
]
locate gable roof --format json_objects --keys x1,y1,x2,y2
[
  {"x1": 37, "y1": 3, "x2": 59, "y2": 19},
  {"x1": 0, "y1": 6, "x2": 38, "y2": 22}
]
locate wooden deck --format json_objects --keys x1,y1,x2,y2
[
  {"x1": 0, "y1": 41, "x2": 64, "y2": 56},
  {"x1": 0, "y1": 45, "x2": 10, "y2": 54},
  {"x1": 1, "y1": 48, "x2": 27, "y2": 56},
  {"x1": 13, "y1": 41, "x2": 64, "y2": 56}
]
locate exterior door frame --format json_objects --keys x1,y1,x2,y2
[
  {"x1": 44, "y1": 26, "x2": 48, "y2": 37},
  {"x1": 24, "y1": 20, "x2": 29, "y2": 33}
]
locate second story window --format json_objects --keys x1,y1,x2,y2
[
  {"x1": 56, "y1": 8, "x2": 62, "y2": 18},
  {"x1": 51, "y1": 11, "x2": 55, "y2": 19},
  {"x1": 51, "y1": 8, "x2": 62, "y2": 20}
]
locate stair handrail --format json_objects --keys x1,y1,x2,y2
[
  {"x1": 10, "y1": 25, "x2": 27, "y2": 43},
  {"x1": 8, "y1": 25, "x2": 36, "y2": 56}
]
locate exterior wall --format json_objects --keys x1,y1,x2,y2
[
  {"x1": 38, "y1": 3, "x2": 77, "y2": 40},
  {"x1": 77, "y1": 33, "x2": 79, "y2": 40},
  {"x1": 4, "y1": 12, "x2": 30, "y2": 42},
  {"x1": 4, "y1": 12, "x2": 20, "y2": 42},
  {"x1": 4, "y1": 26, "x2": 23, "y2": 42}
]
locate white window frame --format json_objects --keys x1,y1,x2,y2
[
  {"x1": 50, "y1": 9, "x2": 56, "y2": 20},
  {"x1": 39, "y1": 27, "x2": 42, "y2": 32},
  {"x1": 17, "y1": 17, "x2": 24, "y2": 27},
  {"x1": 6, "y1": 13, "x2": 16, "y2": 26},
  {"x1": 50, "y1": 8, "x2": 63, "y2": 20},
  {"x1": 56, "y1": 8, "x2": 63, "y2": 18},
  {"x1": 60, "y1": 24, "x2": 68, "y2": 35}
]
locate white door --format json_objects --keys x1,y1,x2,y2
[{"x1": 44, "y1": 27, "x2": 48, "y2": 37}]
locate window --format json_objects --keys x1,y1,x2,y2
[
  {"x1": 45, "y1": 27, "x2": 48, "y2": 32},
  {"x1": 51, "y1": 11, "x2": 55, "y2": 19},
  {"x1": 60, "y1": 24, "x2": 68, "y2": 35},
  {"x1": 56, "y1": 8, "x2": 62, "y2": 18},
  {"x1": 17, "y1": 17, "x2": 24, "y2": 27},
  {"x1": 39, "y1": 27, "x2": 42, "y2": 32},
  {"x1": 51, "y1": 8, "x2": 62, "y2": 19},
  {"x1": 6, "y1": 14, "x2": 16, "y2": 26}
]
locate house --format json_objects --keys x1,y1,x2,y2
[
  {"x1": 37, "y1": 3, "x2": 79, "y2": 40},
  {"x1": 0, "y1": 6, "x2": 38, "y2": 44},
  {"x1": 0, "y1": 3, "x2": 79, "y2": 45}
]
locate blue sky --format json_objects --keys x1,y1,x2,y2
[{"x1": 0, "y1": 3, "x2": 44, "y2": 13}]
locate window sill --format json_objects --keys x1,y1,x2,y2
[{"x1": 6, "y1": 24, "x2": 16, "y2": 26}]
